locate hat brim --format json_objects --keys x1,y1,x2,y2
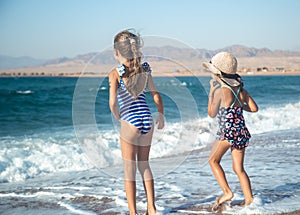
[
  {"x1": 203, "y1": 62, "x2": 241, "y2": 87},
  {"x1": 202, "y1": 62, "x2": 221, "y2": 75},
  {"x1": 220, "y1": 77, "x2": 241, "y2": 87}
]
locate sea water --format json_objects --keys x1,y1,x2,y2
[{"x1": 0, "y1": 76, "x2": 299, "y2": 214}]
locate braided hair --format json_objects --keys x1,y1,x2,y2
[
  {"x1": 113, "y1": 29, "x2": 144, "y2": 76},
  {"x1": 113, "y1": 29, "x2": 148, "y2": 99}
]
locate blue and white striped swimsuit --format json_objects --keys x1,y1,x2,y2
[{"x1": 117, "y1": 62, "x2": 152, "y2": 135}]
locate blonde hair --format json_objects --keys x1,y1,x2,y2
[{"x1": 114, "y1": 29, "x2": 144, "y2": 76}]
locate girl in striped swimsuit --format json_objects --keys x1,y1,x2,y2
[{"x1": 109, "y1": 29, "x2": 164, "y2": 215}]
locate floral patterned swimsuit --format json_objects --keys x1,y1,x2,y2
[{"x1": 217, "y1": 85, "x2": 251, "y2": 149}]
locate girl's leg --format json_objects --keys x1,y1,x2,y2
[
  {"x1": 209, "y1": 140, "x2": 234, "y2": 205},
  {"x1": 231, "y1": 148, "x2": 253, "y2": 205},
  {"x1": 120, "y1": 121, "x2": 139, "y2": 215},
  {"x1": 137, "y1": 127, "x2": 156, "y2": 215}
]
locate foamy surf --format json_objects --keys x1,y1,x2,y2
[
  {"x1": 1, "y1": 128, "x2": 299, "y2": 214},
  {"x1": 0, "y1": 101, "x2": 300, "y2": 183}
]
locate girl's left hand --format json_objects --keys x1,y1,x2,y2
[{"x1": 209, "y1": 78, "x2": 220, "y2": 92}]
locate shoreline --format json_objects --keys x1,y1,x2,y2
[
  {"x1": 1, "y1": 71, "x2": 299, "y2": 78},
  {"x1": 1, "y1": 68, "x2": 300, "y2": 78},
  {"x1": 1, "y1": 55, "x2": 300, "y2": 78}
]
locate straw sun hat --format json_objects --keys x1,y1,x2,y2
[{"x1": 202, "y1": 52, "x2": 241, "y2": 87}]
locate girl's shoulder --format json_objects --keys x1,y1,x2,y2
[
  {"x1": 216, "y1": 86, "x2": 227, "y2": 94},
  {"x1": 211, "y1": 87, "x2": 223, "y2": 101},
  {"x1": 109, "y1": 68, "x2": 120, "y2": 79}
]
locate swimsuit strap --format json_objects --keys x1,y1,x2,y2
[
  {"x1": 116, "y1": 62, "x2": 152, "y2": 92},
  {"x1": 222, "y1": 85, "x2": 243, "y2": 107},
  {"x1": 116, "y1": 64, "x2": 126, "y2": 77},
  {"x1": 117, "y1": 62, "x2": 151, "y2": 77},
  {"x1": 142, "y1": 62, "x2": 152, "y2": 74}
]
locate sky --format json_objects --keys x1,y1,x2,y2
[{"x1": 0, "y1": 0, "x2": 300, "y2": 59}]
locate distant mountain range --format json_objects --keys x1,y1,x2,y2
[
  {"x1": 0, "y1": 55, "x2": 47, "y2": 70},
  {"x1": 1, "y1": 45, "x2": 300, "y2": 70}
]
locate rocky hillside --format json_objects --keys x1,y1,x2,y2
[
  {"x1": 1, "y1": 45, "x2": 300, "y2": 70},
  {"x1": 42, "y1": 45, "x2": 300, "y2": 66}
]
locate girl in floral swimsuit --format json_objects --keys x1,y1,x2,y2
[{"x1": 203, "y1": 52, "x2": 258, "y2": 209}]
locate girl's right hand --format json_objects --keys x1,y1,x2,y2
[{"x1": 156, "y1": 113, "x2": 164, "y2": 129}]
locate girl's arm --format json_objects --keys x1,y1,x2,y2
[
  {"x1": 147, "y1": 75, "x2": 164, "y2": 129},
  {"x1": 242, "y1": 89, "x2": 258, "y2": 112},
  {"x1": 208, "y1": 79, "x2": 221, "y2": 118},
  {"x1": 109, "y1": 70, "x2": 120, "y2": 120}
]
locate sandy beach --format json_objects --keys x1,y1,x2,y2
[
  {"x1": 1, "y1": 68, "x2": 299, "y2": 78},
  {"x1": 1, "y1": 56, "x2": 300, "y2": 78}
]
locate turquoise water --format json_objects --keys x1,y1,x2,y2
[{"x1": 1, "y1": 76, "x2": 299, "y2": 137}]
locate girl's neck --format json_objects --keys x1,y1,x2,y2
[{"x1": 122, "y1": 61, "x2": 132, "y2": 68}]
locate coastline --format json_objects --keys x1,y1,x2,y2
[
  {"x1": 1, "y1": 56, "x2": 300, "y2": 78},
  {"x1": 1, "y1": 71, "x2": 299, "y2": 78}
]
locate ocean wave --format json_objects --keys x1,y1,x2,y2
[
  {"x1": 0, "y1": 133, "x2": 92, "y2": 183},
  {"x1": 244, "y1": 101, "x2": 300, "y2": 134},
  {"x1": 16, "y1": 90, "x2": 34, "y2": 94},
  {"x1": 0, "y1": 101, "x2": 299, "y2": 183}
]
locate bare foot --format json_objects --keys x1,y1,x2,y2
[
  {"x1": 239, "y1": 198, "x2": 253, "y2": 206},
  {"x1": 218, "y1": 192, "x2": 234, "y2": 205},
  {"x1": 146, "y1": 209, "x2": 156, "y2": 215},
  {"x1": 212, "y1": 192, "x2": 234, "y2": 211}
]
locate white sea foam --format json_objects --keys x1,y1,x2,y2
[
  {"x1": 0, "y1": 101, "x2": 299, "y2": 183},
  {"x1": 223, "y1": 194, "x2": 300, "y2": 214},
  {"x1": 245, "y1": 101, "x2": 300, "y2": 134},
  {"x1": 0, "y1": 138, "x2": 299, "y2": 214},
  {"x1": 58, "y1": 202, "x2": 97, "y2": 215},
  {"x1": 0, "y1": 134, "x2": 92, "y2": 183},
  {"x1": 16, "y1": 90, "x2": 33, "y2": 94}
]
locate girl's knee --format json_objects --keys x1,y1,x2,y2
[
  {"x1": 137, "y1": 160, "x2": 150, "y2": 173},
  {"x1": 209, "y1": 157, "x2": 220, "y2": 167},
  {"x1": 137, "y1": 161, "x2": 153, "y2": 181},
  {"x1": 232, "y1": 165, "x2": 245, "y2": 175},
  {"x1": 123, "y1": 160, "x2": 137, "y2": 179}
]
